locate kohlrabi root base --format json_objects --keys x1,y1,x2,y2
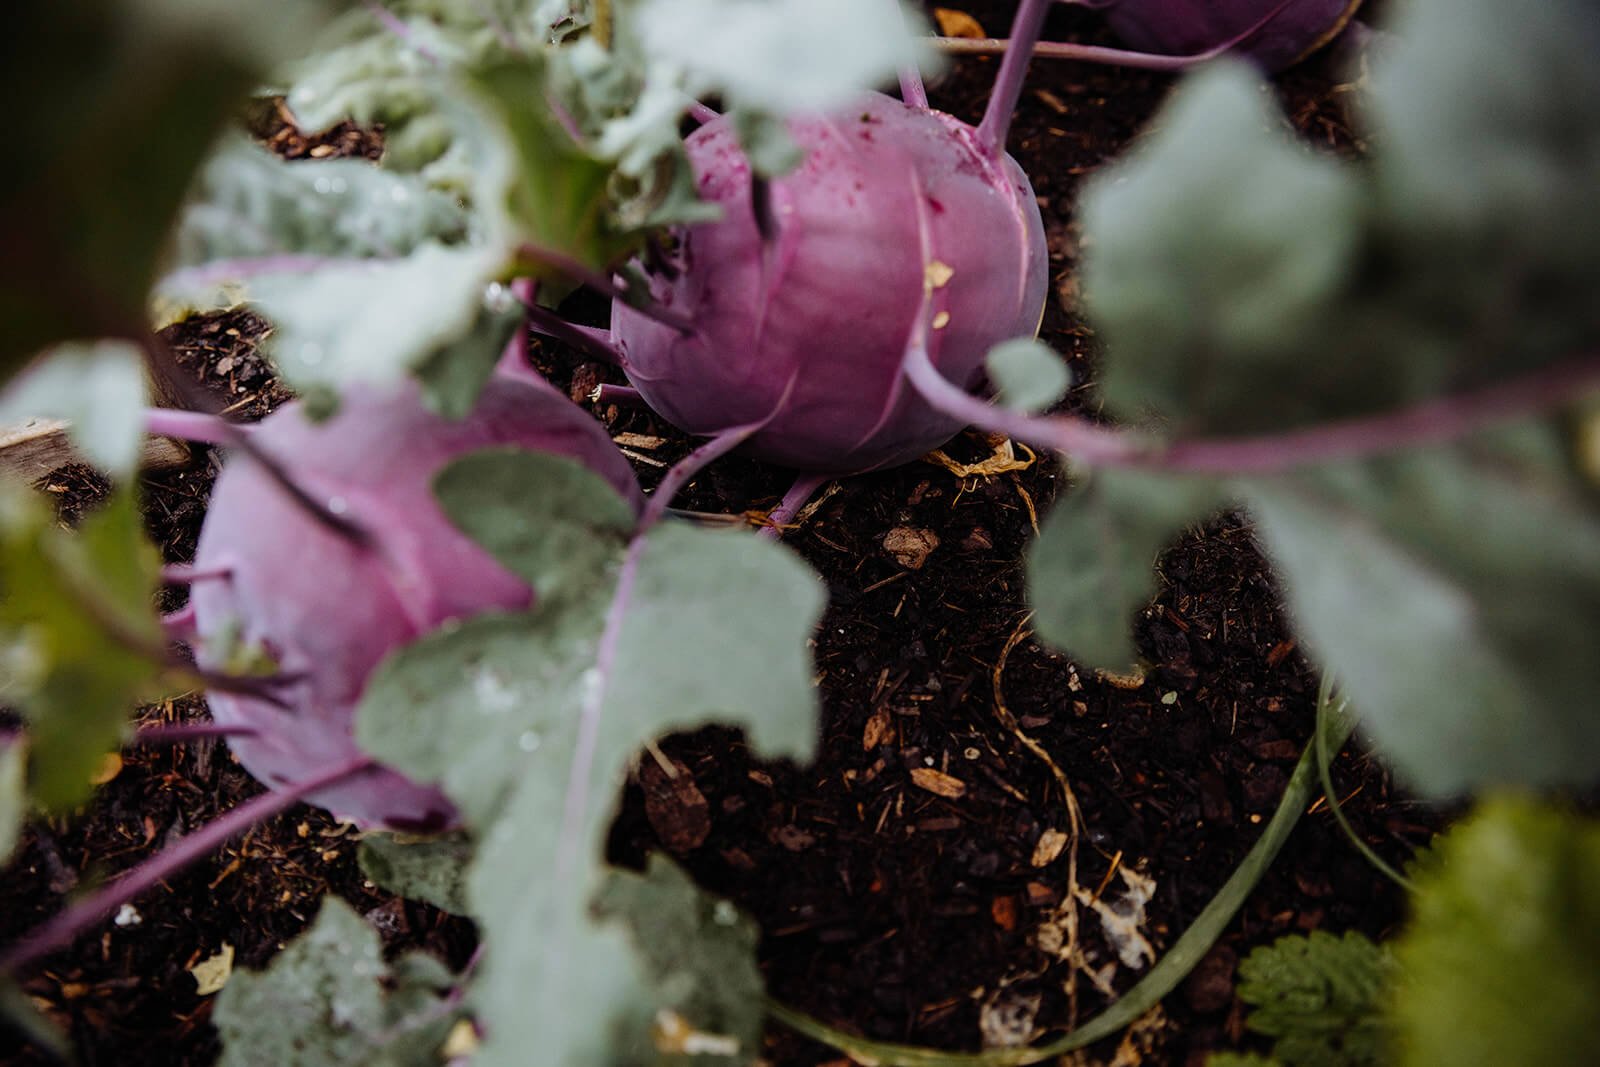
[
  {"x1": 187, "y1": 377, "x2": 643, "y2": 831},
  {"x1": 611, "y1": 92, "x2": 1048, "y2": 475}
]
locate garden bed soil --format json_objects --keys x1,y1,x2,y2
[{"x1": 1, "y1": 4, "x2": 1439, "y2": 1065}]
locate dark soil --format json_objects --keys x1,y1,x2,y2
[{"x1": 2, "y1": 4, "x2": 1439, "y2": 1065}]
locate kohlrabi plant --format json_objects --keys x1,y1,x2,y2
[
  {"x1": 604, "y1": 74, "x2": 1048, "y2": 476},
  {"x1": 146, "y1": 373, "x2": 646, "y2": 832},
  {"x1": 3, "y1": 0, "x2": 1598, "y2": 1064}
]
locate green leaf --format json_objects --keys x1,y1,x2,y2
[
  {"x1": 1079, "y1": 62, "x2": 1363, "y2": 435},
  {"x1": 985, "y1": 338, "x2": 1071, "y2": 414},
  {"x1": 1207, "y1": 1055, "x2": 1282, "y2": 1067},
  {"x1": 473, "y1": 58, "x2": 638, "y2": 274},
  {"x1": 359, "y1": 469, "x2": 824, "y2": 1065},
  {"x1": 1240, "y1": 423, "x2": 1600, "y2": 793},
  {"x1": 0, "y1": 485, "x2": 162, "y2": 808},
  {"x1": 0, "y1": 341, "x2": 148, "y2": 476},
  {"x1": 0, "y1": 732, "x2": 23, "y2": 864},
  {"x1": 433, "y1": 448, "x2": 637, "y2": 607},
  {"x1": 1026, "y1": 467, "x2": 1224, "y2": 669},
  {"x1": 0, "y1": 0, "x2": 329, "y2": 381},
  {"x1": 214, "y1": 897, "x2": 462, "y2": 1067},
  {"x1": 1390, "y1": 796, "x2": 1600, "y2": 1067},
  {"x1": 1235, "y1": 931, "x2": 1391, "y2": 1067},
  {"x1": 592, "y1": 855, "x2": 767, "y2": 1065},
  {"x1": 358, "y1": 831, "x2": 474, "y2": 915}
]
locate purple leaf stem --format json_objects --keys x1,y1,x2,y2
[
  {"x1": 899, "y1": 66, "x2": 928, "y2": 109},
  {"x1": 160, "y1": 563, "x2": 234, "y2": 585},
  {"x1": 132, "y1": 723, "x2": 260, "y2": 746},
  {"x1": 686, "y1": 99, "x2": 721, "y2": 126},
  {"x1": 516, "y1": 244, "x2": 696, "y2": 336},
  {"x1": 512, "y1": 292, "x2": 625, "y2": 367},
  {"x1": 543, "y1": 378, "x2": 801, "y2": 1005},
  {"x1": 975, "y1": 0, "x2": 1053, "y2": 159},
  {"x1": 758, "y1": 472, "x2": 830, "y2": 540},
  {"x1": 591, "y1": 383, "x2": 645, "y2": 408},
  {"x1": 904, "y1": 346, "x2": 1600, "y2": 474},
  {"x1": 0, "y1": 756, "x2": 377, "y2": 976},
  {"x1": 161, "y1": 604, "x2": 198, "y2": 644},
  {"x1": 144, "y1": 408, "x2": 253, "y2": 448}
]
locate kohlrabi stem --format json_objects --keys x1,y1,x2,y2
[
  {"x1": 975, "y1": 0, "x2": 1053, "y2": 159},
  {"x1": 905, "y1": 346, "x2": 1600, "y2": 474},
  {"x1": 902, "y1": 341, "x2": 1147, "y2": 464},
  {"x1": 686, "y1": 99, "x2": 721, "y2": 126},
  {"x1": 132, "y1": 722, "x2": 260, "y2": 745},
  {"x1": 758, "y1": 472, "x2": 830, "y2": 540},
  {"x1": 638, "y1": 373, "x2": 801, "y2": 531},
  {"x1": 0, "y1": 755, "x2": 376, "y2": 976},
  {"x1": 144, "y1": 409, "x2": 253, "y2": 447},
  {"x1": 512, "y1": 294, "x2": 625, "y2": 367},
  {"x1": 516, "y1": 244, "x2": 696, "y2": 336},
  {"x1": 940, "y1": 0, "x2": 1299, "y2": 72},
  {"x1": 185, "y1": 668, "x2": 305, "y2": 710},
  {"x1": 160, "y1": 563, "x2": 234, "y2": 585},
  {"x1": 591, "y1": 383, "x2": 646, "y2": 408},
  {"x1": 640, "y1": 425, "x2": 759, "y2": 530},
  {"x1": 899, "y1": 68, "x2": 930, "y2": 109},
  {"x1": 162, "y1": 604, "x2": 198, "y2": 644},
  {"x1": 890, "y1": 0, "x2": 928, "y2": 108}
]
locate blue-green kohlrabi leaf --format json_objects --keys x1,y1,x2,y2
[
  {"x1": 1390, "y1": 796, "x2": 1600, "y2": 1067},
  {"x1": 0, "y1": 341, "x2": 148, "y2": 478},
  {"x1": 591, "y1": 855, "x2": 768, "y2": 1065},
  {"x1": 1078, "y1": 0, "x2": 1600, "y2": 437},
  {"x1": 356, "y1": 450, "x2": 825, "y2": 1066},
  {"x1": 213, "y1": 897, "x2": 463, "y2": 1067},
  {"x1": 158, "y1": 103, "x2": 518, "y2": 406},
  {"x1": 1026, "y1": 467, "x2": 1225, "y2": 670},
  {"x1": 1077, "y1": 61, "x2": 1364, "y2": 435},
  {"x1": 1240, "y1": 422, "x2": 1600, "y2": 794},
  {"x1": 1363, "y1": 0, "x2": 1600, "y2": 377},
  {"x1": 0, "y1": 0, "x2": 329, "y2": 384}
]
